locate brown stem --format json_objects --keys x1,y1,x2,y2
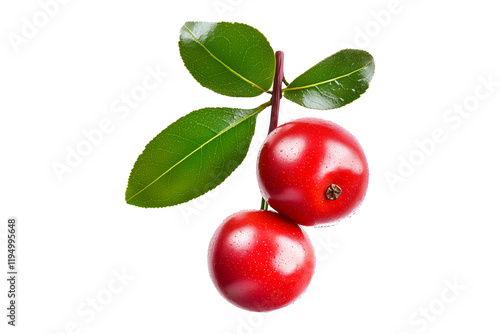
[
  {"x1": 261, "y1": 51, "x2": 284, "y2": 211},
  {"x1": 268, "y1": 51, "x2": 284, "y2": 134}
]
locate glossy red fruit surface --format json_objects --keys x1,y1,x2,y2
[
  {"x1": 257, "y1": 118, "x2": 369, "y2": 226},
  {"x1": 208, "y1": 210, "x2": 315, "y2": 312}
]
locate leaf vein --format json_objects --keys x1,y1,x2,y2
[{"x1": 283, "y1": 61, "x2": 373, "y2": 92}]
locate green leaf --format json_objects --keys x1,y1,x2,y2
[
  {"x1": 125, "y1": 104, "x2": 270, "y2": 208},
  {"x1": 179, "y1": 21, "x2": 275, "y2": 97},
  {"x1": 283, "y1": 49, "x2": 375, "y2": 110}
]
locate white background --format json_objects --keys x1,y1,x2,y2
[{"x1": 1, "y1": 0, "x2": 500, "y2": 333}]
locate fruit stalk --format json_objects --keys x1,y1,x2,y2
[
  {"x1": 261, "y1": 51, "x2": 284, "y2": 211},
  {"x1": 268, "y1": 51, "x2": 284, "y2": 134}
]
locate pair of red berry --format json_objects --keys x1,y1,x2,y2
[{"x1": 208, "y1": 118, "x2": 369, "y2": 312}]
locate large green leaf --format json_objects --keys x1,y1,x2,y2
[
  {"x1": 125, "y1": 105, "x2": 269, "y2": 208},
  {"x1": 179, "y1": 21, "x2": 275, "y2": 97},
  {"x1": 283, "y1": 49, "x2": 375, "y2": 110}
]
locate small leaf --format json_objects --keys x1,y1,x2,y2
[
  {"x1": 179, "y1": 21, "x2": 275, "y2": 97},
  {"x1": 125, "y1": 105, "x2": 269, "y2": 208},
  {"x1": 283, "y1": 49, "x2": 375, "y2": 110}
]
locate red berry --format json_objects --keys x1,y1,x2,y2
[
  {"x1": 257, "y1": 118, "x2": 369, "y2": 226},
  {"x1": 208, "y1": 210, "x2": 315, "y2": 312}
]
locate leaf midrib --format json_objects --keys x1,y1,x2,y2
[
  {"x1": 283, "y1": 61, "x2": 373, "y2": 92},
  {"x1": 126, "y1": 108, "x2": 262, "y2": 203},
  {"x1": 183, "y1": 24, "x2": 267, "y2": 93}
]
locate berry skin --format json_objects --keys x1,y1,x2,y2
[
  {"x1": 208, "y1": 210, "x2": 315, "y2": 312},
  {"x1": 257, "y1": 118, "x2": 369, "y2": 226}
]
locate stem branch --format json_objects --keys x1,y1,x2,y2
[
  {"x1": 268, "y1": 51, "x2": 284, "y2": 134},
  {"x1": 261, "y1": 51, "x2": 285, "y2": 211}
]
